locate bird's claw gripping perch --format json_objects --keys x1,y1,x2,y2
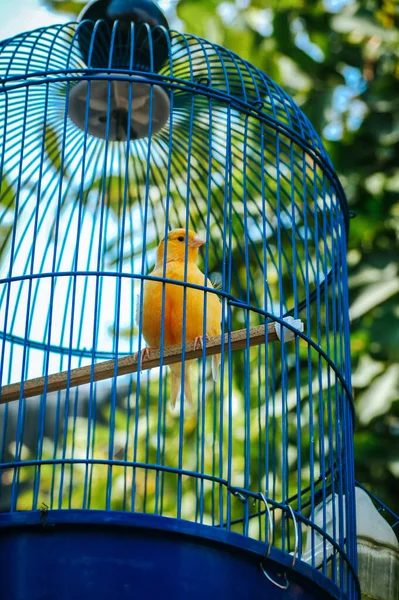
[
  {"x1": 136, "y1": 347, "x2": 152, "y2": 372},
  {"x1": 193, "y1": 334, "x2": 211, "y2": 351}
]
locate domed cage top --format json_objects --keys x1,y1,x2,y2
[{"x1": 0, "y1": 16, "x2": 357, "y2": 600}]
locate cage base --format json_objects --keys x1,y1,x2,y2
[{"x1": 0, "y1": 510, "x2": 346, "y2": 600}]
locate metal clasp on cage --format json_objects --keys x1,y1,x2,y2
[
  {"x1": 228, "y1": 485, "x2": 248, "y2": 503},
  {"x1": 197, "y1": 77, "x2": 210, "y2": 87},
  {"x1": 251, "y1": 99, "x2": 264, "y2": 111},
  {"x1": 258, "y1": 496, "x2": 298, "y2": 591},
  {"x1": 39, "y1": 502, "x2": 53, "y2": 528}
]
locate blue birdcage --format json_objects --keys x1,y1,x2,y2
[{"x1": 0, "y1": 1, "x2": 359, "y2": 598}]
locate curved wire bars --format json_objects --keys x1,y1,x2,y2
[{"x1": 0, "y1": 21, "x2": 357, "y2": 598}]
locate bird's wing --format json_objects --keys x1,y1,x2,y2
[
  {"x1": 205, "y1": 278, "x2": 222, "y2": 332},
  {"x1": 208, "y1": 271, "x2": 223, "y2": 291}
]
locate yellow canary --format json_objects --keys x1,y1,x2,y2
[{"x1": 141, "y1": 228, "x2": 221, "y2": 408}]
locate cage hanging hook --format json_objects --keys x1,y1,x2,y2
[
  {"x1": 258, "y1": 492, "x2": 273, "y2": 558},
  {"x1": 260, "y1": 562, "x2": 289, "y2": 590},
  {"x1": 251, "y1": 99, "x2": 264, "y2": 111},
  {"x1": 258, "y1": 496, "x2": 299, "y2": 590},
  {"x1": 231, "y1": 489, "x2": 247, "y2": 503},
  {"x1": 286, "y1": 504, "x2": 298, "y2": 569},
  {"x1": 197, "y1": 76, "x2": 210, "y2": 87},
  {"x1": 258, "y1": 493, "x2": 289, "y2": 589}
]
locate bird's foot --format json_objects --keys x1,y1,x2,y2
[
  {"x1": 193, "y1": 334, "x2": 211, "y2": 351},
  {"x1": 136, "y1": 347, "x2": 153, "y2": 372}
]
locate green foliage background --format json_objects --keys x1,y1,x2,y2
[{"x1": 39, "y1": 0, "x2": 399, "y2": 516}]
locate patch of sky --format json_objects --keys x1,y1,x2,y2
[
  {"x1": 246, "y1": 8, "x2": 273, "y2": 37},
  {"x1": 236, "y1": 0, "x2": 250, "y2": 9},
  {"x1": 291, "y1": 18, "x2": 325, "y2": 63},
  {"x1": 323, "y1": 0, "x2": 355, "y2": 13},
  {"x1": 217, "y1": 0, "x2": 270, "y2": 34},
  {"x1": 342, "y1": 65, "x2": 367, "y2": 95},
  {"x1": 0, "y1": 0, "x2": 181, "y2": 40},
  {"x1": 217, "y1": 2, "x2": 238, "y2": 27},
  {"x1": 0, "y1": 0, "x2": 68, "y2": 39},
  {"x1": 324, "y1": 65, "x2": 367, "y2": 140}
]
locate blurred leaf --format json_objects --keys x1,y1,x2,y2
[
  {"x1": 351, "y1": 354, "x2": 384, "y2": 388},
  {"x1": 177, "y1": 1, "x2": 223, "y2": 40},
  {"x1": 0, "y1": 176, "x2": 16, "y2": 262},
  {"x1": 44, "y1": 125, "x2": 69, "y2": 178},
  {"x1": 357, "y1": 364, "x2": 399, "y2": 425},
  {"x1": 0, "y1": 223, "x2": 13, "y2": 262},
  {"x1": 369, "y1": 306, "x2": 399, "y2": 363},
  {"x1": 43, "y1": 1, "x2": 85, "y2": 16},
  {"x1": 350, "y1": 278, "x2": 399, "y2": 320},
  {"x1": 0, "y1": 176, "x2": 16, "y2": 210},
  {"x1": 332, "y1": 4, "x2": 399, "y2": 40}
]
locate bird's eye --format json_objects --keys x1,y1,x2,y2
[{"x1": 177, "y1": 236, "x2": 184, "y2": 242}]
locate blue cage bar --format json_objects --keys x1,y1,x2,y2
[{"x1": 0, "y1": 8, "x2": 358, "y2": 599}]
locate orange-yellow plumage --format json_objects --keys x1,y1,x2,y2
[{"x1": 141, "y1": 228, "x2": 221, "y2": 408}]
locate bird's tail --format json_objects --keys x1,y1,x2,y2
[
  {"x1": 170, "y1": 362, "x2": 193, "y2": 409},
  {"x1": 211, "y1": 353, "x2": 220, "y2": 382}
]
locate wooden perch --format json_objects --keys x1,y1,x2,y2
[{"x1": 0, "y1": 322, "x2": 294, "y2": 405}]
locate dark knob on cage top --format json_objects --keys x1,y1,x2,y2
[
  {"x1": 78, "y1": 0, "x2": 170, "y2": 72},
  {"x1": 106, "y1": 0, "x2": 168, "y2": 28}
]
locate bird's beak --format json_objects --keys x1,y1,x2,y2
[{"x1": 190, "y1": 235, "x2": 205, "y2": 248}]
